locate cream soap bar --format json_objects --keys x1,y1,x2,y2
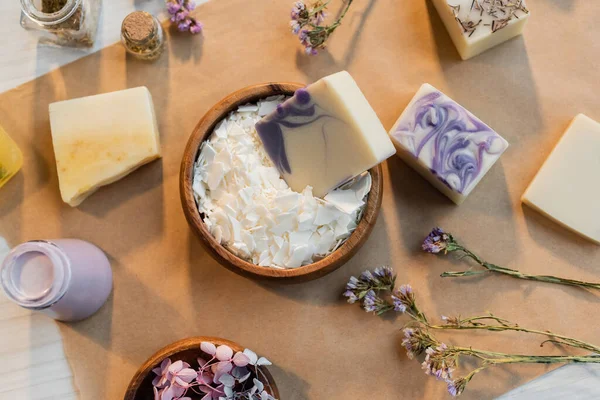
[
  {"x1": 49, "y1": 87, "x2": 161, "y2": 207},
  {"x1": 255, "y1": 71, "x2": 395, "y2": 198},
  {"x1": 431, "y1": 0, "x2": 530, "y2": 60},
  {"x1": 389, "y1": 84, "x2": 508, "y2": 204},
  {"x1": 522, "y1": 114, "x2": 600, "y2": 244}
]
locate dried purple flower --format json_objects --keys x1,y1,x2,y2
[
  {"x1": 189, "y1": 21, "x2": 203, "y2": 34},
  {"x1": 422, "y1": 227, "x2": 455, "y2": 254},
  {"x1": 176, "y1": 9, "x2": 189, "y2": 21},
  {"x1": 343, "y1": 290, "x2": 358, "y2": 303},
  {"x1": 422, "y1": 344, "x2": 455, "y2": 381},
  {"x1": 166, "y1": 0, "x2": 203, "y2": 35},
  {"x1": 391, "y1": 294, "x2": 407, "y2": 313},
  {"x1": 360, "y1": 270, "x2": 378, "y2": 284},
  {"x1": 392, "y1": 284, "x2": 416, "y2": 314},
  {"x1": 289, "y1": 0, "x2": 355, "y2": 55},
  {"x1": 152, "y1": 358, "x2": 172, "y2": 388},
  {"x1": 185, "y1": 1, "x2": 196, "y2": 11},
  {"x1": 167, "y1": 2, "x2": 181, "y2": 14},
  {"x1": 401, "y1": 327, "x2": 438, "y2": 359},
  {"x1": 153, "y1": 342, "x2": 277, "y2": 400},
  {"x1": 345, "y1": 276, "x2": 360, "y2": 290},
  {"x1": 362, "y1": 290, "x2": 378, "y2": 313},
  {"x1": 178, "y1": 19, "x2": 192, "y2": 31},
  {"x1": 447, "y1": 377, "x2": 468, "y2": 397}
]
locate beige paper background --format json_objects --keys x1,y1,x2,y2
[{"x1": 1, "y1": 0, "x2": 599, "y2": 398}]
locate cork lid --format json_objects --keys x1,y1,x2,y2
[{"x1": 122, "y1": 11, "x2": 155, "y2": 42}]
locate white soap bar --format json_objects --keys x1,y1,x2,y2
[
  {"x1": 431, "y1": 0, "x2": 530, "y2": 60},
  {"x1": 49, "y1": 87, "x2": 161, "y2": 207},
  {"x1": 389, "y1": 83, "x2": 508, "y2": 204},
  {"x1": 255, "y1": 71, "x2": 395, "y2": 198},
  {"x1": 522, "y1": 114, "x2": 600, "y2": 244}
]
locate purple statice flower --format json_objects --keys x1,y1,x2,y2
[
  {"x1": 399, "y1": 284, "x2": 413, "y2": 296},
  {"x1": 167, "y1": 0, "x2": 203, "y2": 34},
  {"x1": 310, "y1": 6, "x2": 326, "y2": 26},
  {"x1": 343, "y1": 290, "x2": 358, "y2": 304},
  {"x1": 422, "y1": 344, "x2": 454, "y2": 381},
  {"x1": 185, "y1": 0, "x2": 196, "y2": 11},
  {"x1": 178, "y1": 19, "x2": 192, "y2": 31},
  {"x1": 391, "y1": 293, "x2": 407, "y2": 313},
  {"x1": 401, "y1": 327, "x2": 437, "y2": 360},
  {"x1": 422, "y1": 227, "x2": 454, "y2": 254},
  {"x1": 291, "y1": 1, "x2": 306, "y2": 19},
  {"x1": 446, "y1": 377, "x2": 468, "y2": 397},
  {"x1": 290, "y1": 20, "x2": 302, "y2": 34},
  {"x1": 360, "y1": 270, "x2": 378, "y2": 285},
  {"x1": 189, "y1": 20, "x2": 203, "y2": 34},
  {"x1": 362, "y1": 290, "x2": 379, "y2": 313},
  {"x1": 401, "y1": 328, "x2": 416, "y2": 359},
  {"x1": 392, "y1": 284, "x2": 416, "y2": 314},
  {"x1": 175, "y1": 9, "x2": 189, "y2": 22},
  {"x1": 167, "y1": 1, "x2": 182, "y2": 14},
  {"x1": 346, "y1": 276, "x2": 360, "y2": 290},
  {"x1": 373, "y1": 266, "x2": 394, "y2": 280}
]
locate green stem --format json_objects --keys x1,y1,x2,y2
[
  {"x1": 455, "y1": 346, "x2": 600, "y2": 362},
  {"x1": 329, "y1": 0, "x2": 354, "y2": 30},
  {"x1": 308, "y1": 0, "x2": 331, "y2": 16},
  {"x1": 442, "y1": 247, "x2": 600, "y2": 291},
  {"x1": 491, "y1": 355, "x2": 600, "y2": 365},
  {"x1": 428, "y1": 316, "x2": 600, "y2": 353}
]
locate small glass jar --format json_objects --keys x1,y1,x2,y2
[
  {"x1": 121, "y1": 11, "x2": 165, "y2": 61},
  {"x1": 1, "y1": 239, "x2": 113, "y2": 321},
  {"x1": 20, "y1": 0, "x2": 102, "y2": 48},
  {"x1": 0, "y1": 125, "x2": 23, "y2": 189}
]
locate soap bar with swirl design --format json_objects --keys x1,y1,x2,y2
[
  {"x1": 389, "y1": 83, "x2": 508, "y2": 204},
  {"x1": 255, "y1": 71, "x2": 395, "y2": 197},
  {"x1": 431, "y1": 0, "x2": 530, "y2": 60}
]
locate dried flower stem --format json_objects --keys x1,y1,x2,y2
[
  {"x1": 290, "y1": 0, "x2": 354, "y2": 54},
  {"x1": 344, "y1": 267, "x2": 600, "y2": 397},
  {"x1": 423, "y1": 228, "x2": 600, "y2": 291},
  {"x1": 428, "y1": 314, "x2": 600, "y2": 353}
]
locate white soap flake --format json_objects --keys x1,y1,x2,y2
[
  {"x1": 238, "y1": 104, "x2": 259, "y2": 113},
  {"x1": 192, "y1": 98, "x2": 372, "y2": 269},
  {"x1": 314, "y1": 204, "x2": 339, "y2": 226},
  {"x1": 258, "y1": 100, "x2": 281, "y2": 116},
  {"x1": 207, "y1": 162, "x2": 226, "y2": 190}
]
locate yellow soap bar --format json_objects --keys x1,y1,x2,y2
[
  {"x1": 0, "y1": 125, "x2": 23, "y2": 189},
  {"x1": 49, "y1": 87, "x2": 161, "y2": 207}
]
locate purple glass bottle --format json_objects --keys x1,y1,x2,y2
[{"x1": 1, "y1": 239, "x2": 112, "y2": 321}]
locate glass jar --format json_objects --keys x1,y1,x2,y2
[
  {"x1": 1, "y1": 239, "x2": 113, "y2": 321},
  {"x1": 20, "y1": 0, "x2": 102, "y2": 48},
  {"x1": 121, "y1": 11, "x2": 165, "y2": 61},
  {"x1": 0, "y1": 125, "x2": 23, "y2": 189}
]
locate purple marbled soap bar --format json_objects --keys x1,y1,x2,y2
[
  {"x1": 388, "y1": 83, "x2": 508, "y2": 204},
  {"x1": 255, "y1": 71, "x2": 395, "y2": 197}
]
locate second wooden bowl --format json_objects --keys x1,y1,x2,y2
[
  {"x1": 180, "y1": 83, "x2": 383, "y2": 283},
  {"x1": 124, "y1": 337, "x2": 279, "y2": 400}
]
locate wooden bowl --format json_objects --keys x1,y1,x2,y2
[
  {"x1": 180, "y1": 83, "x2": 384, "y2": 283},
  {"x1": 124, "y1": 337, "x2": 280, "y2": 400}
]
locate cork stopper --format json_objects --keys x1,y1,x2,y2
[{"x1": 122, "y1": 11, "x2": 155, "y2": 43}]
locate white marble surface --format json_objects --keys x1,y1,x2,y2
[
  {"x1": 0, "y1": 239, "x2": 79, "y2": 400},
  {"x1": 0, "y1": 0, "x2": 167, "y2": 94}
]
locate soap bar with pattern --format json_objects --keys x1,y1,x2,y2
[
  {"x1": 49, "y1": 87, "x2": 161, "y2": 207},
  {"x1": 389, "y1": 83, "x2": 508, "y2": 204},
  {"x1": 255, "y1": 71, "x2": 395, "y2": 198},
  {"x1": 431, "y1": 0, "x2": 530, "y2": 60}
]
